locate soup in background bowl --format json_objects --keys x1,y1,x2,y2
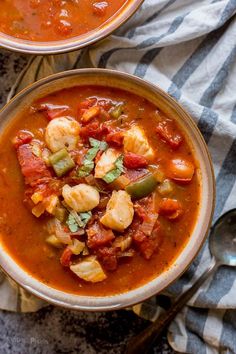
[
  {"x1": 0, "y1": 0, "x2": 143, "y2": 54},
  {"x1": 0, "y1": 69, "x2": 215, "y2": 310}
]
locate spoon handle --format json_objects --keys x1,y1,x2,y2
[{"x1": 126, "y1": 259, "x2": 219, "y2": 354}]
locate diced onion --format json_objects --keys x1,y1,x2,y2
[
  {"x1": 68, "y1": 239, "x2": 85, "y2": 255},
  {"x1": 47, "y1": 218, "x2": 72, "y2": 245},
  {"x1": 46, "y1": 235, "x2": 63, "y2": 248},
  {"x1": 113, "y1": 235, "x2": 132, "y2": 252}
]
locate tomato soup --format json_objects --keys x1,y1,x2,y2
[
  {"x1": 0, "y1": 0, "x2": 129, "y2": 42},
  {"x1": 0, "y1": 86, "x2": 200, "y2": 296}
]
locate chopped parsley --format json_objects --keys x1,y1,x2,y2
[
  {"x1": 66, "y1": 211, "x2": 92, "y2": 233},
  {"x1": 77, "y1": 138, "x2": 108, "y2": 177},
  {"x1": 66, "y1": 213, "x2": 79, "y2": 233},
  {"x1": 102, "y1": 155, "x2": 124, "y2": 184}
]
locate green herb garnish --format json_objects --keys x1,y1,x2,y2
[
  {"x1": 77, "y1": 160, "x2": 95, "y2": 177},
  {"x1": 66, "y1": 211, "x2": 92, "y2": 233},
  {"x1": 66, "y1": 213, "x2": 79, "y2": 233},
  {"x1": 102, "y1": 155, "x2": 124, "y2": 184},
  {"x1": 80, "y1": 211, "x2": 92, "y2": 226},
  {"x1": 89, "y1": 138, "x2": 108, "y2": 151},
  {"x1": 77, "y1": 138, "x2": 108, "y2": 177}
]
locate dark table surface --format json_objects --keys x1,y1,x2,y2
[{"x1": 0, "y1": 49, "x2": 174, "y2": 354}]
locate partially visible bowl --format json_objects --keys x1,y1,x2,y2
[
  {"x1": 0, "y1": 0, "x2": 143, "y2": 55},
  {"x1": 0, "y1": 69, "x2": 215, "y2": 310}
]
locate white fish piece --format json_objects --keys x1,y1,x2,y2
[
  {"x1": 70, "y1": 256, "x2": 107, "y2": 283},
  {"x1": 100, "y1": 190, "x2": 134, "y2": 232},
  {"x1": 62, "y1": 184, "x2": 100, "y2": 212},
  {"x1": 45, "y1": 116, "x2": 80, "y2": 152},
  {"x1": 94, "y1": 148, "x2": 121, "y2": 179},
  {"x1": 123, "y1": 125, "x2": 154, "y2": 160}
]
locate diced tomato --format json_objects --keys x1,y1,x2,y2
[
  {"x1": 46, "y1": 109, "x2": 67, "y2": 120},
  {"x1": 74, "y1": 147, "x2": 88, "y2": 166},
  {"x1": 124, "y1": 168, "x2": 149, "y2": 182},
  {"x1": 133, "y1": 221, "x2": 163, "y2": 260},
  {"x1": 100, "y1": 108, "x2": 111, "y2": 121},
  {"x1": 158, "y1": 198, "x2": 183, "y2": 220},
  {"x1": 43, "y1": 178, "x2": 61, "y2": 195},
  {"x1": 79, "y1": 98, "x2": 97, "y2": 110},
  {"x1": 134, "y1": 196, "x2": 157, "y2": 233},
  {"x1": 56, "y1": 19, "x2": 73, "y2": 35},
  {"x1": 12, "y1": 130, "x2": 33, "y2": 149},
  {"x1": 60, "y1": 247, "x2": 73, "y2": 267},
  {"x1": 134, "y1": 203, "x2": 149, "y2": 222},
  {"x1": 36, "y1": 103, "x2": 70, "y2": 120},
  {"x1": 92, "y1": 1, "x2": 108, "y2": 16},
  {"x1": 32, "y1": 179, "x2": 61, "y2": 199},
  {"x1": 97, "y1": 99, "x2": 112, "y2": 111},
  {"x1": 124, "y1": 152, "x2": 148, "y2": 169},
  {"x1": 17, "y1": 144, "x2": 51, "y2": 185},
  {"x1": 168, "y1": 158, "x2": 195, "y2": 183},
  {"x1": 80, "y1": 121, "x2": 99, "y2": 139},
  {"x1": 96, "y1": 195, "x2": 110, "y2": 210},
  {"x1": 79, "y1": 121, "x2": 111, "y2": 141},
  {"x1": 87, "y1": 222, "x2": 115, "y2": 249},
  {"x1": 97, "y1": 246, "x2": 118, "y2": 271},
  {"x1": 63, "y1": 226, "x2": 70, "y2": 233},
  {"x1": 106, "y1": 130, "x2": 124, "y2": 147},
  {"x1": 133, "y1": 229, "x2": 146, "y2": 243},
  {"x1": 156, "y1": 119, "x2": 183, "y2": 150}
]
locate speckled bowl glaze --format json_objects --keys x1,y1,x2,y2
[
  {"x1": 0, "y1": 0, "x2": 143, "y2": 55},
  {"x1": 0, "y1": 69, "x2": 215, "y2": 311}
]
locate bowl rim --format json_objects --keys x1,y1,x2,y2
[
  {"x1": 0, "y1": 68, "x2": 215, "y2": 311},
  {"x1": 0, "y1": 0, "x2": 144, "y2": 55}
]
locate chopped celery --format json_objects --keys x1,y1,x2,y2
[
  {"x1": 77, "y1": 160, "x2": 94, "y2": 177},
  {"x1": 77, "y1": 138, "x2": 107, "y2": 177},
  {"x1": 89, "y1": 138, "x2": 107, "y2": 151},
  {"x1": 49, "y1": 148, "x2": 75, "y2": 177}
]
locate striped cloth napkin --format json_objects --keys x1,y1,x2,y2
[{"x1": 3, "y1": 0, "x2": 236, "y2": 352}]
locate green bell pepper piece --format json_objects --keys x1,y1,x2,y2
[
  {"x1": 125, "y1": 173, "x2": 158, "y2": 199},
  {"x1": 49, "y1": 148, "x2": 75, "y2": 177},
  {"x1": 109, "y1": 103, "x2": 124, "y2": 119}
]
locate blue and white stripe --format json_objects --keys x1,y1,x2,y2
[
  {"x1": 91, "y1": 1, "x2": 236, "y2": 352},
  {"x1": 4, "y1": 0, "x2": 236, "y2": 352}
]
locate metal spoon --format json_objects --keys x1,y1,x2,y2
[{"x1": 126, "y1": 208, "x2": 236, "y2": 354}]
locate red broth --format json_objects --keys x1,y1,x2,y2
[
  {"x1": 0, "y1": 86, "x2": 200, "y2": 296},
  {"x1": 0, "y1": 0, "x2": 129, "y2": 42}
]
